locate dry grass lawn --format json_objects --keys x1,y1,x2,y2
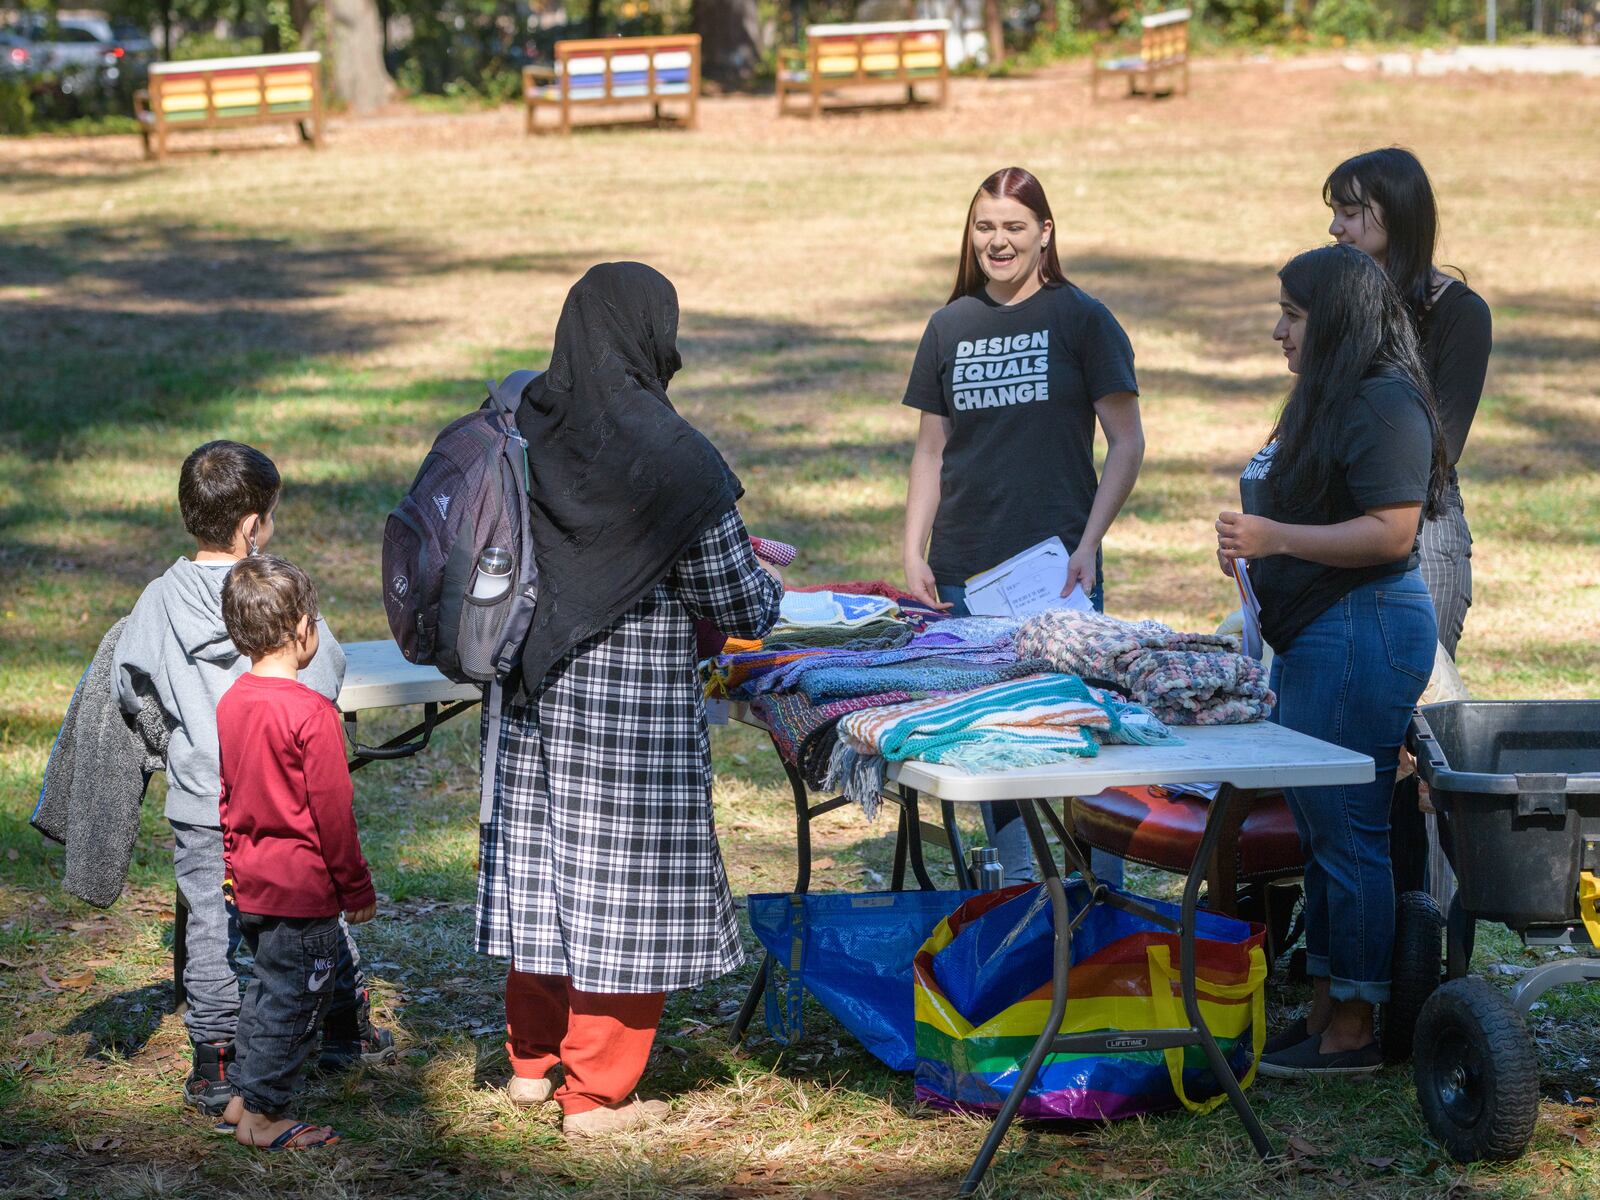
[{"x1": 1, "y1": 54, "x2": 1597, "y2": 1199}]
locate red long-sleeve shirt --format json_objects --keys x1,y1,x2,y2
[{"x1": 217, "y1": 674, "x2": 375, "y2": 918}]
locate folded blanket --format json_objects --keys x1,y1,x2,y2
[
  {"x1": 705, "y1": 647, "x2": 832, "y2": 698},
  {"x1": 763, "y1": 617, "x2": 914, "y2": 651},
  {"x1": 749, "y1": 616, "x2": 1020, "y2": 698},
  {"x1": 795, "y1": 656, "x2": 1049, "y2": 705},
  {"x1": 779, "y1": 590, "x2": 900, "y2": 628},
  {"x1": 1016, "y1": 609, "x2": 1271, "y2": 726},
  {"x1": 1125, "y1": 650, "x2": 1273, "y2": 725},
  {"x1": 825, "y1": 674, "x2": 1174, "y2": 817}
]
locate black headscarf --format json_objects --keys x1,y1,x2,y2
[{"x1": 513, "y1": 262, "x2": 741, "y2": 698}]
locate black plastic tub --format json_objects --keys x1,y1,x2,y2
[{"x1": 1410, "y1": 701, "x2": 1600, "y2": 930}]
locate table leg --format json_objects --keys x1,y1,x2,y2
[
  {"x1": 732, "y1": 749, "x2": 815, "y2": 1045},
  {"x1": 899, "y1": 786, "x2": 938, "y2": 892},
  {"x1": 958, "y1": 799, "x2": 1073, "y2": 1197},
  {"x1": 943, "y1": 800, "x2": 972, "y2": 890},
  {"x1": 1181, "y1": 783, "x2": 1275, "y2": 1159}
]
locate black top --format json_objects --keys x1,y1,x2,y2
[
  {"x1": 902, "y1": 283, "x2": 1138, "y2": 585},
  {"x1": 1422, "y1": 280, "x2": 1492, "y2": 489},
  {"x1": 514, "y1": 262, "x2": 741, "y2": 699},
  {"x1": 1240, "y1": 373, "x2": 1433, "y2": 653}
]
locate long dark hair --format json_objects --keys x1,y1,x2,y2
[
  {"x1": 1323, "y1": 147, "x2": 1444, "y2": 322},
  {"x1": 1269, "y1": 244, "x2": 1448, "y2": 519},
  {"x1": 948, "y1": 167, "x2": 1069, "y2": 304}
]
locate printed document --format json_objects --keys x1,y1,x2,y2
[
  {"x1": 1233, "y1": 560, "x2": 1264, "y2": 660},
  {"x1": 965, "y1": 537, "x2": 1094, "y2": 619}
]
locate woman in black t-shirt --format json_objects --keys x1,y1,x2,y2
[
  {"x1": 1324, "y1": 148, "x2": 1492, "y2": 660},
  {"x1": 901, "y1": 166, "x2": 1145, "y2": 886},
  {"x1": 1216, "y1": 244, "x2": 1445, "y2": 1078}
]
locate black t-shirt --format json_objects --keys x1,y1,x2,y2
[
  {"x1": 1240, "y1": 373, "x2": 1433, "y2": 653},
  {"x1": 902, "y1": 283, "x2": 1138, "y2": 585},
  {"x1": 1422, "y1": 280, "x2": 1492, "y2": 487}
]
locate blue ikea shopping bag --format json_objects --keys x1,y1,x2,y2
[{"x1": 747, "y1": 890, "x2": 983, "y2": 1070}]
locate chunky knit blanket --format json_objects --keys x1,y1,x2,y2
[
  {"x1": 824, "y1": 673, "x2": 1176, "y2": 817},
  {"x1": 1015, "y1": 610, "x2": 1273, "y2": 725}
]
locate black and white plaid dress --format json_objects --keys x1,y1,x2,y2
[{"x1": 475, "y1": 507, "x2": 781, "y2": 993}]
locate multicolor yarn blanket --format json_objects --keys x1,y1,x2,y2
[
  {"x1": 747, "y1": 617, "x2": 1022, "y2": 699},
  {"x1": 824, "y1": 674, "x2": 1177, "y2": 817},
  {"x1": 751, "y1": 689, "x2": 918, "y2": 788},
  {"x1": 1015, "y1": 610, "x2": 1273, "y2": 726}
]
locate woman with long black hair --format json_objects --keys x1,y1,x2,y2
[
  {"x1": 476, "y1": 263, "x2": 782, "y2": 1135},
  {"x1": 1324, "y1": 147, "x2": 1492, "y2": 659},
  {"x1": 900, "y1": 166, "x2": 1145, "y2": 886},
  {"x1": 1216, "y1": 244, "x2": 1445, "y2": 1077}
]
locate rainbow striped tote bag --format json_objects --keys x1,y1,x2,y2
[{"x1": 913, "y1": 882, "x2": 1266, "y2": 1120}]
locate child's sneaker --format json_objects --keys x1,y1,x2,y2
[
  {"x1": 317, "y1": 1024, "x2": 396, "y2": 1072},
  {"x1": 316, "y1": 988, "x2": 397, "y2": 1072},
  {"x1": 184, "y1": 1040, "x2": 235, "y2": 1115}
]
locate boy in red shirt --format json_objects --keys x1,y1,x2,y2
[{"x1": 215, "y1": 555, "x2": 376, "y2": 1150}]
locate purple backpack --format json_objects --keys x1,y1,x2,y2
[{"x1": 381, "y1": 371, "x2": 540, "y2": 684}]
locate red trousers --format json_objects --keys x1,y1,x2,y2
[{"x1": 504, "y1": 970, "x2": 665, "y2": 1115}]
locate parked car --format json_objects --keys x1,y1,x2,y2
[
  {"x1": 5, "y1": 14, "x2": 148, "y2": 73},
  {"x1": 0, "y1": 30, "x2": 36, "y2": 75}
]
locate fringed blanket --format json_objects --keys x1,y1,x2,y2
[
  {"x1": 1015, "y1": 610, "x2": 1273, "y2": 725},
  {"x1": 824, "y1": 674, "x2": 1177, "y2": 817}
]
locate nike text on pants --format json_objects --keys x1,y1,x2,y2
[{"x1": 231, "y1": 911, "x2": 340, "y2": 1115}]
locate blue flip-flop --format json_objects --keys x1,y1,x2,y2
[{"x1": 248, "y1": 1121, "x2": 340, "y2": 1150}]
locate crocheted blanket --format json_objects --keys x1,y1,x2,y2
[
  {"x1": 1015, "y1": 610, "x2": 1273, "y2": 725},
  {"x1": 824, "y1": 673, "x2": 1175, "y2": 817}
]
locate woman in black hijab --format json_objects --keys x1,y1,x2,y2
[{"x1": 476, "y1": 263, "x2": 782, "y2": 1137}]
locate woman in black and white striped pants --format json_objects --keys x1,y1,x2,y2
[{"x1": 1323, "y1": 148, "x2": 1492, "y2": 660}]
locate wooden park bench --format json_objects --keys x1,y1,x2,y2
[
  {"x1": 1091, "y1": 8, "x2": 1191, "y2": 101},
  {"x1": 134, "y1": 51, "x2": 323, "y2": 161},
  {"x1": 777, "y1": 19, "x2": 950, "y2": 117},
  {"x1": 522, "y1": 35, "x2": 701, "y2": 135}
]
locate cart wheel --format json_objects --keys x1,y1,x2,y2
[
  {"x1": 1383, "y1": 891, "x2": 1444, "y2": 1063},
  {"x1": 1413, "y1": 977, "x2": 1540, "y2": 1163}
]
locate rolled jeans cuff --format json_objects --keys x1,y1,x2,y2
[{"x1": 1328, "y1": 973, "x2": 1390, "y2": 1005}]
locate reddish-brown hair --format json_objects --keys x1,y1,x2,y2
[{"x1": 948, "y1": 167, "x2": 1069, "y2": 304}]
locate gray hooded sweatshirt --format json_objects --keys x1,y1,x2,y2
[{"x1": 113, "y1": 557, "x2": 346, "y2": 826}]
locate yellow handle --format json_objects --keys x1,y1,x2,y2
[
  {"x1": 1146, "y1": 943, "x2": 1267, "y2": 1114},
  {"x1": 1580, "y1": 872, "x2": 1600, "y2": 949}
]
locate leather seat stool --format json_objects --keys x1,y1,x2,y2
[{"x1": 1068, "y1": 785, "x2": 1305, "y2": 960}]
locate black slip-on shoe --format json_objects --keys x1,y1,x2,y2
[
  {"x1": 1257, "y1": 1035, "x2": 1383, "y2": 1079},
  {"x1": 1262, "y1": 1018, "x2": 1311, "y2": 1057}
]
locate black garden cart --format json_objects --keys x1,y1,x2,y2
[{"x1": 1394, "y1": 700, "x2": 1600, "y2": 1162}]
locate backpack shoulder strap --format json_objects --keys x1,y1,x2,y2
[{"x1": 486, "y1": 369, "x2": 543, "y2": 415}]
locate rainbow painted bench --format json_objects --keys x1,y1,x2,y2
[
  {"x1": 522, "y1": 35, "x2": 700, "y2": 135},
  {"x1": 133, "y1": 51, "x2": 323, "y2": 161},
  {"x1": 1092, "y1": 8, "x2": 1191, "y2": 101},
  {"x1": 777, "y1": 19, "x2": 950, "y2": 118}
]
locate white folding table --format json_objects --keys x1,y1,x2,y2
[
  {"x1": 729, "y1": 710, "x2": 1372, "y2": 1197},
  {"x1": 337, "y1": 640, "x2": 483, "y2": 769}
]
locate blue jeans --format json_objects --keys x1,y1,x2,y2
[
  {"x1": 938, "y1": 579, "x2": 1123, "y2": 887},
  {"x1": 1270, "y1": 572, "x2": 1436, "y2": 1005}
]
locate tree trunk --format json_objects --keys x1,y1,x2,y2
[
  {"x1": 325, "y1": 0, "x2": 395, "y2": 114},
  {"x1": 692, "y1": 0, "x2": 763, "y2": 86},
  {"x1": 985, "y1": 0, "x2": 1004, "y2": 64}
]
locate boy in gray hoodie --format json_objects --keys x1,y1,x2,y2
[{"x1": 114, "y1": 441, "x2": 392, "y2": 1115}]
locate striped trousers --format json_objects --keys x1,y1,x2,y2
[{"x1": 1419, "y1": 492, "x2": 1472, "y2": 660}]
